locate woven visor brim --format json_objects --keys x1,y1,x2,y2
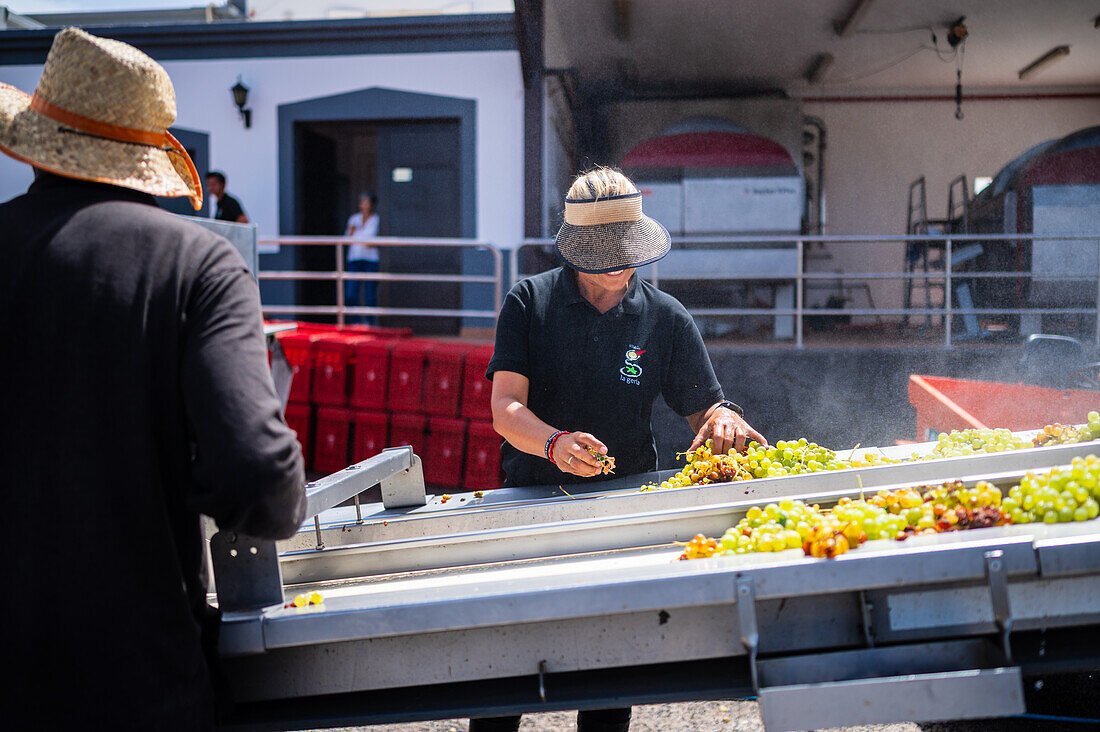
[
  {"x1": 0, "y1": 83, "x2": 201, "y2": 208},
  {"x1": 555, "y1": 214, "x2": 671, "y2": 274}
]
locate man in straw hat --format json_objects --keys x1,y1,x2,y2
[
  {"x1": 0, "y1": 28, "x2": 306, "y2": 729},
  {"x1": 481, "y1": 167, "x2": 767, "y2": 732}
]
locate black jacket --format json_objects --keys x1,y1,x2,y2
[{"x1": 0, "y1": 174, "x2": 306, "y2": 730}]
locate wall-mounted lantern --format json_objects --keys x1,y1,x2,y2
[{"x1": 231, "y1": 76, "x2": 251, "y2": 129}]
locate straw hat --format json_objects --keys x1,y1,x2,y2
[
  {"x1": 0, "y1": 27, "x2": 202, "y2": 210},
  {"x1": 555, "y1": 192, "x2": 671, "y2": 274}
]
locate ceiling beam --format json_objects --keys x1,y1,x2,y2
[
  {"x1": 1018, "y1": 45, "x2": 1071, "y2": 80},
  {"x1": 805, "y1": 53, "x2": 835, "y2": 84},
  {"x1": 835, "y1": 0, "x2": 877, "y2": 38}
]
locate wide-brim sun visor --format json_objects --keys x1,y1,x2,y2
[{"x1": 555, "y1": 192, "x2": 671, "y2": 274}]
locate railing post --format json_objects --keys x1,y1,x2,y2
[
  {"x1": 492, "y1": 245, "x2": 503, "y2": 315},
  {"x1": 335, "y1": 240, "x2": 346, "y2": 327},
  {"x1": 944, "y1": 238, "x2": 953, "y2": 347},
  {"x1": 795, "y1": 239, "x2": 804, "y2": 348},
  {"x1": 1095, "y1": 238, "x2": 1100, "y2": 347}
]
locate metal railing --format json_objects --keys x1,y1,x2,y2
[
  {"x1": 252, "y1": 233, "x2": 1100, "y2": 348},
  {"x1": 257, "y1": 236, "x2": 503, "y2": 327},
  {"x1": 515, "y1": 233, "x2": 1100, "y2": 348}
]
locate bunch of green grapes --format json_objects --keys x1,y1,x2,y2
[
  {"x1": 1003, "y1": 455, "x2": 1100, "y2": 524},
  {"x1": 641, "y1": 439, "x2": 750, "y2": 491},
  {"x1": 741, "y1": 439, "x2": 855, "y2": 479},
  {"x1": 835, "y1": 496, "x2": 909, "y2": 541},
  {"x1": 716, "y1": 498, "x2": 827, "y2": 554},
  {"x1": 918, "y1": 479, "x2": 1001, "y2": 510},
  {"x1": 1033, "y1": 423, "x2": 1080, "y2": 446},
  {"x1": 921, "y1": 428, "x2": 1032, "y2": 459},
  {"x1": 712, "y1": 496, "x2": 909, "y2": 558},
  {"x1": 897, "y1": 480, "x2": 1007, "y2": 532},
  {"x1": 1080, "y1": 411, "x2": 1100, "y2": 442},
  {"x1": 642, "y1": 438, "x2": 900, "y2": 492},
  {"x1": 1033, "y1": 411, "x2": 1100, "y2": 447}
]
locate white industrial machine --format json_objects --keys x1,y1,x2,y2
[
  {"x1": 963, "y1": 125, "x2": 1100, "y2": 335},
  {"x1": 623, "y1": 119, "x2": 804, "y2": 338}
]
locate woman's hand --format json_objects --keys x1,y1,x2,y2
[
  {"x1": 689, "y1": 406, "x2": 768, "y2": 455},
  {"x1": 551, "y1": 432, "x2": 608, "y2": 478}
]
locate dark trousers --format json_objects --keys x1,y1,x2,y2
[
  {"x1": 344, "y1": 258, "x2": 378, "y2": 324},
  {"x1": 469, "y1": 707, "x2": 631, "y2": 731}
]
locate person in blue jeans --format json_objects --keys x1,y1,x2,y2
[{"x1": 345, "y1": 191, "x2": 379, "y2": 324}]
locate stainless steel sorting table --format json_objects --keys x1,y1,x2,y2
[{"x1": 211, "y1": 437, "x2": 1100, "y2": 731}]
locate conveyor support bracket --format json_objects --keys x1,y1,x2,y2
[
  {"x1": 984, "y1": 549, "x2": 1014, "y2": 663},
  {"x1": 210, "y1": 530, "x2": 284, "y2": 613},
  {"x1": 736, "y1": 577, "x2": 760, "y2": 694},
  {"x1": 380, "y1": 447, "x2": 427, "y2": 509}
]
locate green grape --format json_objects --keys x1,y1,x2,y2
[
  {"x1": 1010, "y1": 456, "x2": 1100, "y2": 524},
  {"x1": 925, "y1": 428, "x2": 1032, "y2": 459}
]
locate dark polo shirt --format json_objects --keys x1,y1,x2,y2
[
  {"x1": 488, "y1": 267, "x2": 723, "y2": 487},
  {"x1": 215, "y1": 191, "x2": 245, "y2": 222}
]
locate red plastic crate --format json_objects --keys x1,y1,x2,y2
[
  {"x1": 464, "y1": 419, "x2": 503, "y2": 490},
  {"x1": 425, "y1": 417, "x2": 467, "y2": 488},
  {"x1": 311, "y1": 334, "x2": 362, "y2": 407},
  {"x1": 461, "y1": 344, "x2": 495, "y2": 420},
  {"x1": 347, "y1": 324, "x2": 413, "y2": 339},
  {"x1": 423, "y1": 343, "x2": 468, "y2": 417},
  {"x1": 284, "y1": 403, "x2": 314, "y2": 472},
  {"x1": 350, "y1": 338, "x2": 398, "y2": 410},
  {"x1": 291, "y1": 321, "x2": 341, "y2": 333},
  {"x1": 313, "y1": 407, "x2": 352, "y2": 475},
  {"x1": 292, "y1": 321, "x2": 412, "y2": 338},
  {"x1": 276, "y1": 331, "x2": 324, "y2": 404},
  {"x1": 351, "y1": 410, "x2": 389, "y2": 462},
  {"x1": 387, "y1": 339, "x2": 436, "y2": 413},
  {"x1": 389, "y1": 412, "x2": 428, "y2": 459}
]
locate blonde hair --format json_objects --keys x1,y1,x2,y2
[{"x1": 566, "y1": 166, "x2": 637, "y2": 201}]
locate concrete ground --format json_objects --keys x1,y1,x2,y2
[{"x1": 315, "y1": 698, "x2": 1091, "y2": 732}]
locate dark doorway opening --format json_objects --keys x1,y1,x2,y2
[
  {"x1": 293, "y1": 117, "x2": 464, "y2": 334},
  {"x1": 278, "y1": 87, "x2": 477, "y2": 334}
]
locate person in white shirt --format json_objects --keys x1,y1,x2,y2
[{"x1": 345, "y1": 191, "x2": 379, "y2": 324}]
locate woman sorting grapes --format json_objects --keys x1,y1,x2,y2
[{"x1": 478, "y1": 167, "x2": 767, "y2": 732}]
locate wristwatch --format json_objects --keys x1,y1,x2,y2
[{"x1": 715, "y1": 399, "x2": 744, "y2": 417}]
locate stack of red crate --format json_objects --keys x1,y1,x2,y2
[
  {"x1": 271, "y1": 323, "x2": 501, "y2": 490},
  {"x1": 275, "y1": 329, "x2": 323, "y2": 470},
  {"x1": 273, "y1": 322, "x2": 407, "y2": 474},
  {"x1": 459, "y1": 344, "x2": 501, "y2": 490}
]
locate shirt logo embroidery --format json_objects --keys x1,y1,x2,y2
[{"x1": 620, "y1": 346, "x2": 645, "y2": 384}]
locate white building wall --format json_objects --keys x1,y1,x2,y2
[
  {"x1": 0, "y1": 49, "x2": 524, "y2": 250},
  {"x1": 802, "y1": 96, "x2": 1100, "y2": 311}
]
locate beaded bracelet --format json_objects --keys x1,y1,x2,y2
[{"x1": 544, "y1": 429, "x2": 568, "y2": 463}]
